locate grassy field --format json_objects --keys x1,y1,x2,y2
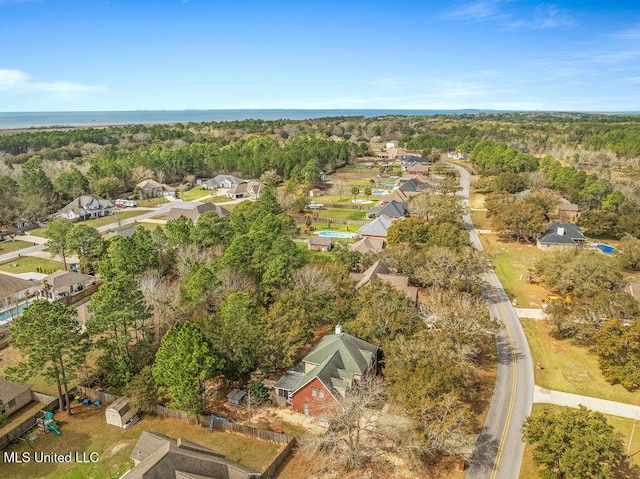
[
  {"x1": 135, "y1": 197, "x2": 169, "y2": 208},
  {"x1": 202, "y1": 195, "x2": 235, "y2": 204},
  {"x1": 521, "y1": 318, "x2": 640, "y2": 405},
  {"x1": 470, "y1": 210, "x2": 492, "y2": 230},
  {"x1": 0, "y1": 256, "x2": 63, "y2": 274},
  {"x1": 480, "y1": 234, "x2": 549, "y2": 307},
  {"x1": 179, "y1": 188, "x2": 212, "y2": 201},
  {"x1": 519, "y1": 404, "x2": 640, "y2": 478},
  {"x1": 0, "y1": 404, "x2": 283, "y2": 479},
  {"x1": 85, "y1": 210, "x2": 150, "y2": 229},
  {"x1": 317, "y1": 208, "x2": 367, "y2": 221},
  {"x1": 296, "y1": 242, "x2": 335, "y2": 263},
  {"x1": 0, "y1": 240, "x2": 33, "y2": 255}
]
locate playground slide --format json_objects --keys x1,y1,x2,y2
[{"x1": 46, "y1": 422, "x2": 61, "y2": 435}]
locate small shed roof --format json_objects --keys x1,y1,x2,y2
[
  {"x1": 226, "y1": 389, "x2": 246, "y2": 403},
  {"x1": 310, "y1": 236, "x2": 333, "y2": 246},
  {"x1": 0, "y1": 376, "x2": 31, "y2": 403},
  {"x1": 107, "y1": 396, "x2": 131, "y2": 415}
]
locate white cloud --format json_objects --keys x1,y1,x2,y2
[
  {"x1": 0, "y1": 69, "x2": 105, "y2": 96},
  {"x1": 443, "y1": 2, "x2": 576, "y2": 30},
  {"x1": 443, "y1": 0, "x2": 505, "y2": 21},
  {"x1": 608, "y1": 28, "x2": 640, "y2": 41}
]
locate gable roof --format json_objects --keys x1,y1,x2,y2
[
  {"x1": 275, "y1": 333, "x2": 379, "y2": 401},
  {"x1": 368, "y1": 200, "x2": 407, "y2": 219},
  {"x1": 350, "y1": 237, "x2": 385, "y2": 254},
  {"x1": 358, "y1": 215, "x2": 395, "y2": 238},
  {"x1": 41, "y1": 270, "x2": 96, "y2": 294},
  {"x1": 58, "y1": 194, "x2": 114, "y2": 216},
  {"x1": 351, "y1": 260, "x2": 418, "y2": 302},
  {"x1": 558, "y1": 197, "x2": 580, "y2": 212},
  {"x1": 209, "y1": 175, "x2": 246, "y2": 188},
  {"x1": 309, "y1": 236, "x2": 333, "y2": 247},
  {"x1": 538, "y1": 222, "x2": 585, "y2": 245},
  {"x1": 136, "y1": 179, "x2": 176, "y2": 192},
  {"x1": 0, "y1": 272, "x2": 38, "y2": 299},
  {"x1": 379, "y1": 189, "x2": 409, "y2": 204},
  {"x1": 125, "y1": 431, "x2": 258, "y2": 479},
  {"x1": 0, "y1": 376, "x2": 31, "y2": 403},
  {"x1": 166, "y1": 203, "x2": 230, "y2": 223}
]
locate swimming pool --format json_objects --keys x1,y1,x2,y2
[
  {"x1": 595, "y1": 243, "x2": 615, "y2": 254},
  {"x1": 372, "y1": 189, "x2": 389, "y2": 195},
  {"x1": 316, "y1": 231, "x2": 357, "y2": 239},
  {"x1": 352, "y1": 199, "x2": 373, "y2": 204},
  {"x1": 0, "y1": 301, "x2": 31, "y2": 323}
]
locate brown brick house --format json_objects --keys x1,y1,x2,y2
[{"x1": 273, "y1": 327, "x2": 379, "y2": 416}]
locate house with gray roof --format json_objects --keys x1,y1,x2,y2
[
  {"x1": 122, "y1": 431, "x2": 260, "y2": 479},
  {"x1": 273, "y1": 327, "x2": 379, "y2": 416},
  {"x1": 202, "y1": 175, "x2": 247, "y2": 190},
  {"x1": 537, "y1": 222, "x2": 585, "y2": 250},
  {"x1": 40, "y1": 270, "x2": 97, "y2": 302},
  {"x1": 350, "y1": 237, "x2": 385, "y2": 255},
  {"x1": 56, "y1": 195, "x2": 115, "y2": 221},
  {"x1": 358, "y1": 215, "x2": 396, "y2": 240},
  {"x1": 366, "y1": 200, "x2": 408, "y2": 219}
]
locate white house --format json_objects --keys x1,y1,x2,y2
[{"x1": 56, "y1": 195, "x2": 115, "y2": 221}]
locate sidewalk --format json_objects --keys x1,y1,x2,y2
[{"x1": 533, "y1": 386, "x2": 640, "y2": 420}]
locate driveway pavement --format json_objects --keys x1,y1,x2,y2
[{"x1": 533, "y1": 386, "x2": 640, "y2": 419}]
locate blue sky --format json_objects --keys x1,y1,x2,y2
[{"x1": 1, "y1": 0, "x2": 639, "y2": 111}]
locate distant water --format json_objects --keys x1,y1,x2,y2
[{"x1": 0, "y1": 109, "x2": 500, "y2": 130}]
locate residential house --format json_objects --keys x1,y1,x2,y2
[
  {"x1": 378, "y1": 189, "x2": 409, "y2": 206},
  {"x1": 308, "y1": 236, "x2": 333, "y2": 252},
  {"x1": 202, "y1": 174, "x2": 247, "y2": 190},
  {"x1": 40, "y1": 270, "x2": 97, "y2": 302},
  {"x1": 56, "y1": 195, "x2": 115, "y2": 221},
  {"x1": 135, "y1": 179, "x2": 176, "y2": 199},
  {"x1": 122, "y1": 431, "x2": 260, "y2": 479},
  {"x1": 0, "y1": 272, "x2": 39, "y2": 319},
  {"x1": 405, "y1": 162, "x2": 430, "y2": 175},
  {"x1": 350, "y1": 237, "x2": 385, "y2": 255},
  {"x1": 273, "y1": 326, "x2": 379, "y2": 416},
  {"x1": 537, "y1": 222, "x2": 586, "y2": 250},
  {"x1": 350, "y1": 260, "x2": 418, "y2": 303},
  {"x1": 358, "y1": 215, "x2": 396, "y2": 241},
  {"x1": 166, "y1": 203, "x2": 230, "y2": 223},
  {"x1": 367, "y1": 200, "x2": 408, "y2": 219},
  {"x1": 386, "y1": 147, "x2": 408, "y2": 160},
  {"x1": 400, "y1": 173, "x2": 429, "y2": 187},
  {"x1": 226, "y1": 181, "x2": 264, "y2": 200},
  {"x1": 0, "y1": 376, "x2": 32, "y2": 417},
  {"x1": 557, "y1": 198, "x2": 581, "y2": 221}
]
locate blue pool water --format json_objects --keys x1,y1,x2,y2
[
  {"x1": 0, "y1": 302, "x2": 31, "y2": 323},
  {"x1": 316, "y1": 231, "x2": 357, "y2": 239},
  {"x1": 372, "y1": 189, "x2": 389, "y2": 195},
  {"x1": 595, "y1": 243, "x2": 615, "y2": 254}
]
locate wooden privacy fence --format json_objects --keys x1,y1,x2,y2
[
  {"x1": 76, "y1": 385, "x2": 119, "y2": 405},
  {"x1": 0, "y1": 391, "x2": 59, "y2": 450}
]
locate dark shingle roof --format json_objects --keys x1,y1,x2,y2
[{"x1": 538, "y1": 222, "x2": 585, "y2": 245}]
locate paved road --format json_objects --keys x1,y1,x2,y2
[{"x1": 447, "y1": 162, "x2": 534, "y2": 479}]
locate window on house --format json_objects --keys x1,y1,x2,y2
[
  {"x1": 319, "y1": 389, "x2": 325, "y2": 399},
  {"x1": 278, "y1": 389, "x2": 288, "y2": 398},
  {"x1": 311, "y1": 387, "x2": 316, "y2": 397}
]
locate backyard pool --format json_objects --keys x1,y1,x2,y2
[
  {"x1": 0, "y1": 301, "x2": 31, "y2": 323},
  {"x1": 352, "y1": 199, "x2": 373, "y2": 204},
  {"x1": 316, "y1": 231, "x2": 357, "y2": 239},
  {"x1": 595, "y1": 243, "x2": 616, "y2": 254},
  {"x1": 372, "y1": 189, "x2": 390, "y2": 195}
]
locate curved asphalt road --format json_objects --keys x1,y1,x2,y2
[{"x1": 446, "y1": 162, "x2": 534, "y2": 479}]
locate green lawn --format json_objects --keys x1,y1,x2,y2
[
  {"x1": 0, "y1": 404, "x2": 283, "y2": 479},
  {"x1": 318, "y1": 208, "x2": 368, "y2": 221},
  {"x1": 521, "y1": 318, "x2": 640, "y2": 405},
  {"x1": 0, "y1": 256, "x2": 63, "y2": 274},
  {"x1": 480, "y1": 234, "x2": 549, "y2": 307},
  {"x1": 520, "y1": 404, "x2": 640, "y2": 478},
  {"x1": 0, "y1": 240, "x2": 34, "y2": 255},
  {"x1": 179, "y1": 188, "x2": 212, "y2": 201},
  {"x1": 296, "y1": 242, "x2": 335, "y2": 263},
  {"x1": 135, "y1": 197, "x2": 169, "y2": 208},
  {"x1": 83, "y1": 210, "x2": 150, "y2": 229},
  {"x1": 470, "y1": 210, "x2": 492, "y2": 230},
  {"x1": 202, "y1": 195, "x2": 235, "y2": 204}
]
